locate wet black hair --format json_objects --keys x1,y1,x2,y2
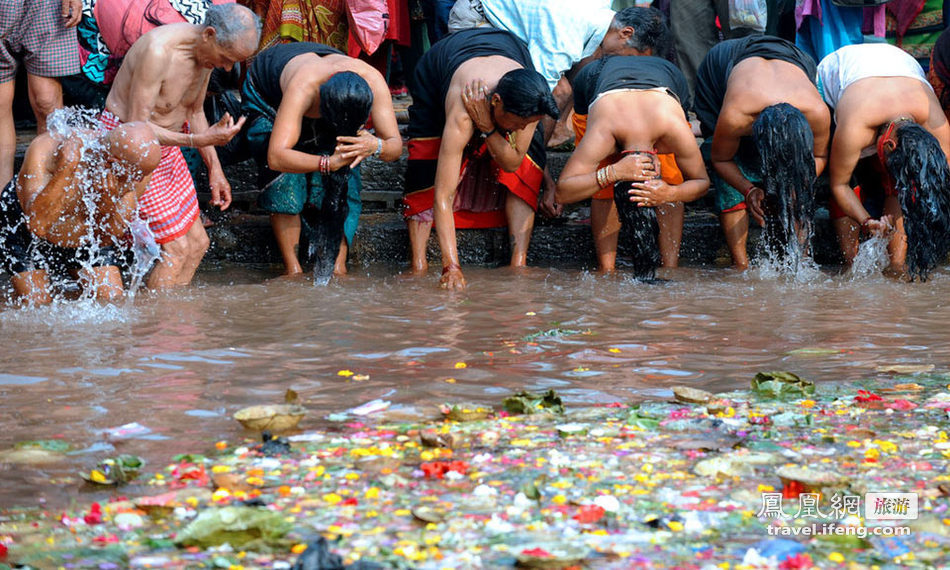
[
  {"x1": 752, "y1": 103, "x2": 816, "y2": 266},
  {"x1": 612, "y1": 6, "x2": 672, "y2": 59},
  {"x1": 493, "y1": 69, "x2": 559, "y2": 120},
  {"x1": 883, "y1": 122, "x2": 950, "y2": 281},
  {"x1": 304, "y1": 71, "x2": 374, "y2": 282},
  {"x1": 614, "y1": 178, "x2": 661, "y2": 279}
]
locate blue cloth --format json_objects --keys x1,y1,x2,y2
[
  {"x1": 796, "y1": 1, "x2": 864, "y2": 64},
  {"x1": 241, "y1": 72, "x2": 362, "y2": 246},
  {"x1": 481, "y1": 0, "x2": 616, "y2": 89}
]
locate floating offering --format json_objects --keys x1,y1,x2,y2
[{"x1": 233, "y1": 404, "x2": 306, "y2": 431}]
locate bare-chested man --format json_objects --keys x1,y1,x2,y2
[
  {"x1": 242, "y1": 42, "x2": 401, "y2": 279},
  {"x1": 103, "y1": 3, "x2": 260, "y2": 288},
  {"x1": 819, "y1": 43, "x2": 950, "y2": 280},
  {"x1": 695, "y1": 36, "x2": 829, "y2": 270},
  {"x1": 402, "y1": 28, "x2": 559, "y2": 290},
  {"x1": 556, "y1": 55, "x2": 709, "y2": 278},
  {"x1": 1, "y1": 121, "x2": 161, "y2": 304}
]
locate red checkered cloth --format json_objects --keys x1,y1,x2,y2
[
  {"x1": 99, "y1": 110, "x2": 199, "y2": 244},
  {"x1": 0, "y1": 0, "x2": 80, "y2": 81}
]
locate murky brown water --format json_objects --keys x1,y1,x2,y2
[{"x1": 1, "y1": 263, "x2": 948, "y2": 509}]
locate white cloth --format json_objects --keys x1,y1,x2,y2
[
  {"x1": 478, "y1": 0, "x2": 616, "y2": 90},
  {"x1": 817, "y1": 43, "x2": 931, "y2": 112}
]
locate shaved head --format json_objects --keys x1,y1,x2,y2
[{"x1": 103, "y1": 122, "x2": 162, "y2": 176}]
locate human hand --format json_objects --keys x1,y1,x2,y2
[
  {"x1": 461, "y1": 79, "x2": 494, "y2": 134},
  {"x1": 613, "y1": 152, "x2": 659, "y2": 182},
  {"x1": 200, "y1": 113, "x2": 246, "y2": 146},
  {"x1": 57, "y1": 137, "x2": 83, "y2": 168},
  {"x1": 628, "y1": 178, "x2": 675, "y2": 208},
  {"x1": 745, "y1": 186, "x2": 766, "y2": 227},
  {"x1": 439, "y1": 263, "x2": 467, "y2": 290},
  {"x1": 62, "y1": 0, "x2": 81, "y2": 27},
  {"x1": 539, "y1": 180, "x2": 562, "y2": 218},
  {"x1": 862, "y1": 215, "x2": 894, "y2": 237},
  {"x1": 335, "y1": 129, "x2": 380, "y2": 168},
  {"x1": 208, "y1": 168, "x2": 232, "y2": 210}
]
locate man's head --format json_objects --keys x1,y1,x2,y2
[
  {"x1": 490, "y1": 69, "x2": 559, "y2": 133},
  {"x1": 199, "y1": 3, "x2": 261, "y2": 71},
  {"x1": 320, "y1": 71, "x2": 374, "y2": 137},
  {"x1": 102, "y1": 122, "x2": 162, "y2": 181},
  {"x1": 600, "y1": 7, "x2": 671, "y2": 59},
  {"x1": 879, "y1": 120, "x2": 950, "y2": 280}
]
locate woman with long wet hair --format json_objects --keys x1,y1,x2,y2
[
  {"x1": 242, "y1": 41, "x2": 402, "y2": 281},
  {"x1": 819, "y1": 43, "x2": 950, "y2": 280},
  {"x1": 879, "y1": 120, "x2": 950, "y2": 281},
  {"x1": 750, "y1": 103, "x2": 817, "y2": 267}
]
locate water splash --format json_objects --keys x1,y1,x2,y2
[
  {"x1": 7, "y1": 107, "x2": 158, "y2": 305},
  {"x1": 847, "y1": 236, "x2": 889, "y2": 280}
]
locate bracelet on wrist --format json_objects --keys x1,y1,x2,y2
[
  {"x1": 372, "y1": 137, "x2": 383, "y2": 158},
  {"x1": 743, "y1": 184, "x2": 757, "y2": 198},
  {"x1": 481, "y1": 127, "x2": 496, "y2": 139}
]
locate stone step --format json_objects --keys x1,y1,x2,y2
[{"x1": 203, "y1": 206, "x2": 844, "y2": 269}]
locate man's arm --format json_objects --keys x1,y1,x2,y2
[
  {"x1": 434, "y1": 109, "x2": 472, "y2": 290},
  {"x1": 18, "y1": 139, "x2": 82, "y2": 238},
  {"x1": 124, "y1": 46, "x2": 242, "y2": 149},
  {"x1": 187, "y1": 100, "x2": 232, "y2": 210}
]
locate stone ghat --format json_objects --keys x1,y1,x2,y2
[{"x1": 200, "y1": 150, "x2": 844, "y2": 269}]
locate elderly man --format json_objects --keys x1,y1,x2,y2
[
  {"x1": 1, "y1": 0, "x2": 82, "y2": 188},
  {"x1": 102, "y1": 3, "x2": 260, "y2": 288},
  {"x1": 1, "y1": 121, "x2": 161, "y2": 304},
  {"x1": 819, "y1": 43, "x2": 950, "y2": 280},
  {"x1": 402, "y1": 28, "x2": 558, "y2": 290},
  {"x1": 695, "y1": 36, "x2": 828, "y2": 269}
]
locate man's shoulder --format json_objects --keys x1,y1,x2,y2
[{"x1": 130, "y1": 23, "x2": 197, "y2": 58}]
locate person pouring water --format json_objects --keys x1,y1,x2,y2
[{"x1": 0, "y1": 122, "x2": 162, "y2": 305}]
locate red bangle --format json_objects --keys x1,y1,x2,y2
[
  {"x1": 743, "y1": 185, "x2": 757, "y2": 198},
  {"x1": 442, "y1": 263, "x2": 461, "y2": 275}
]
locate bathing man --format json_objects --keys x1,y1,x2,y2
[
  {"x1": 102, "y1": 3, "x2": 261, "y2": 288},
  {"x1": 819, "y1": 43, "x2": 950, "y2": 280},
  {"x1": 1, "y1": 122, "x2": 161, "y2": 304}
]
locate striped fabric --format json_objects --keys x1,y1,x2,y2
[{"x1": 99, "y1": 110, "x2": 199, "y2": 244}]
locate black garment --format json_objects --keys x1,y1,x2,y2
[
  {"x1": 571, "y1": 55, "x2": 692, "y2": 117},
  {"x1": 1, "y1": 180, "x2": 120, "y2": 276},
  {"x1": 695, "y1": 35, "x2": 817, "y2": 137},
  {"x1": 406, "y1": 28, "x2": 534, "y2": 139},
  {"x1": 246, "y1": 42, "x2": 345, "y2": 109}
]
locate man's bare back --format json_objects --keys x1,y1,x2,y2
[{"x1": 106, "y1": 24, "x2": 209, "y2": 132}]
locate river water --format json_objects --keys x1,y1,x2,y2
[{"x1": 1, "y1": 262, "x2": 948, "y2": 509}]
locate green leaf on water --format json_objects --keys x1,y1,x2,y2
[
  {"x1": 751, "y1": 371, "x2": 815, "y2": 400},
  {"x1": 502, "y1": 389, "x2": 565, "y2": 415}
]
